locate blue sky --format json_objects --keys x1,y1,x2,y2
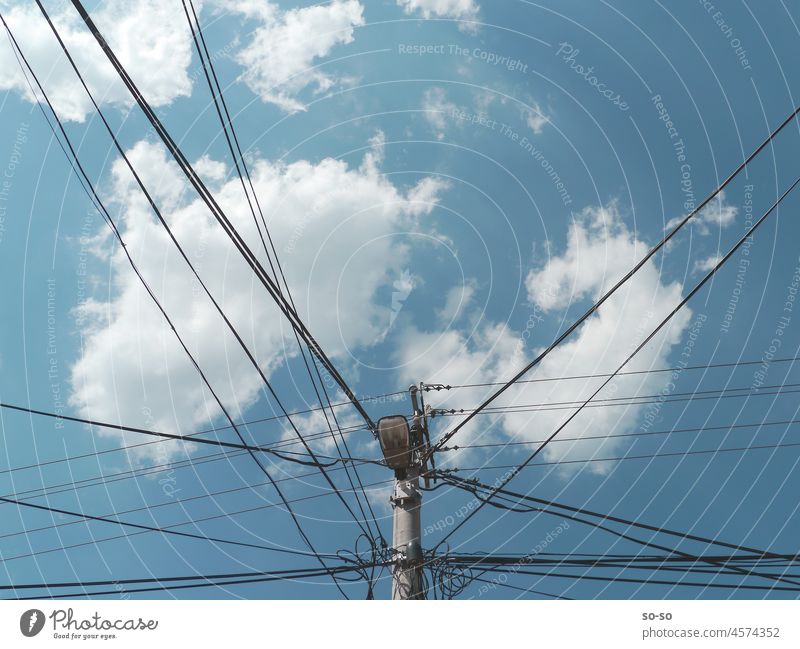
[{"x1": 1, "y1": 0, "x2": 800, "y2": 599}]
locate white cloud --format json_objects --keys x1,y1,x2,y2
[
  {"x1": 422, "y1": 87, "x2": 458, "y2": 139},
  {"x1": 476, "y1": 91, "x2": 550, "y2": 136},
  {"x1": 396, "y1": 202, "x2": 694, "y2": 475},
  {"x1": 69, "y1": 136, "x2": 448, "y2": 461},
  {"x1": 0, "y1": 1, "x2": 197, "y2": 122},
  {"x1": 436, "y1": 280, "x2": 477, "y2": 326},
  {"x1": 666, "y1": 190, "x2": 738, "y2": 235},
  {"x1": 694, "y1": 254, "x2": 721, "y2": 273},
  {"x1": 407, "y1": 176, "x2": 451, "y2": 213},
  {"x1": 226, "y1": 0, "x2": 364, "y2": 112},
  {"x1": 394, "y1": 322, "x2": 525, "y2": 455},
  {"x1": 397, "y1": 0, "x2": 480, "y2": 25},
  {"x1": 524, "y1": 101, "x2": 549, "y2": 135}
]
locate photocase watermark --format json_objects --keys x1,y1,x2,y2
[
  {"x1": 74, "y1": 209, "x2": 97, "y2": 329},
  {"x1": 20, "y1": 607, "x2": 158, "y2": 640},
  {"x1": 186, "y1": 38, "x2": 238, "y2": 85},
  {"x1": 189, "y1": 215, "x2": 211, "y2": 331},
  {"x1": 699, "y1": 1, "x2": 753, "y2": 71},
  {"x1": 20, "y1": 609, "x2": 45, "y2": 637},
  {"x1": 451, "y1": 108, "x2": 572, "y2": 206},
  {"x1": 0, "y1": 121, "x2": 29, "y2": 245},
  {"x1": 520, "y1": 304, "x2": 545, "y2": 344},
  {"x1": 475, "y1": 521, "x2": 570, "y2": 597},
  {"x1": 424, "y1": 468, "x2": 517, "y2": 537},
  {"x1": 376, "y1": 269, "x2": 414, "y2": 341},
  {"x1": 555, "y1": 42, "x2": 629, "y2": 111},
  {"x1": 638, "y1": 312, "x2": 707, "y2": 434},
  {"x1": 283, "y1": 179, "x2": 359, "y2": 255},
  {"x1": 284, "y1": 211, "x2": 311, "y2": 255},
  {"x1": 398, "y1": 43, "x2": 529, "y2": 73},
  {"x1": 21, "y1": 608, "x2": 159, "y2": 641},
  {"x1": 141, "y1": 404, "x2": 181, "y2": 499},
  {"x1": 751, "y1": 256, "x2": 800, "y2": 389},
  {"x1": 46, "y1": 278, "x2": 65, "y2": 429},
  {"x1": 520, "y1": 283, "x2": 560, "y2": 346},
  {"x1": 720, "y1": 184, "x2": 754, "y2": 334},
  {"x1": 651, "y1": 94, "x2": 695, "y2": 212}
]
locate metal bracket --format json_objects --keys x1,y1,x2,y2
[{"x1": 391, "y1": 479, "x2": 420, "y2": 505}]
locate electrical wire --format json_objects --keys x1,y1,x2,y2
[
  {"x1": 434, "y1": 170, "x2": 800, "y2": 549},
  {"x1": 429, "y1": 381, "x2": 800, "y2": 420},
  {"x1": 181, "y1": 0, "x2": 384, "y2": 550},
  {"x1": 0, "y1": 562, "x2": 386, "y2": 594},
  {"x1": 0, "y1": 420, "x2": 371, "y2": 478},
  {"x1": 424, "y1": 355, "x2": 800, "y2": 391},
  {"x1": 440, "y1": 417, "x2": 800, "y2": 451},
  {"x1": 440, "y1": 440, "x2": 800, "y2": 470},
  {"x1": 0, "y1": 476, "x2": 392, "y2": 566},
  {"x1": 428, "y1": 103, "x2": 800, "y2": 457},
  {"x1": 0, "y1": 492, "x2": 344, "y2": 560},
  {"x1": 30, "y1": 0, "x2": 380, "y2": 557},
  {"x1": 3, "y1": 7, "x2": 354, "y2": 595},
  {"x1": 10, "y1": 564, "x2": 390, "y2": 600},
  {"x1": 436, "y1": 475, "x2": 800, "y2": 589},
  {"x1": 68, "y1": 0, "x2": 377, "y2": 437},
  {"x1": 0, "y1": 475, "x2": 393, "y2": 544},
  {"x1": 0, "y1": 400, "x2": 380, "y2": 466}
]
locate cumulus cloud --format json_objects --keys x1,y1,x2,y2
[
  {"x1": 524, "y1": 101, "x2": 549, "y2": 135},
  {"x1": 694, "y1": 254, "x2": 722, "y2": 273},
  {"x1": 225, "y1": 0, "x2": 364, "y2": 112},
  {"x1": 422, "y1": 87, "x2": 458, "y2": 139},
  {"x1": 394, "y1": 322, "x2": 525, "y2": 454},
  {"x1": 69, "y1": 135, "x2": 448, "y2": 461},
  {"x1": 397, "y1": 202, "x2": 694, "y2": 475},
  {"x1": 476, "y1": 91, "x2": 550, "y2": 136},
  {"x1": 0, "y1": 0, "x2": 197, "y2": 122},
  {"x1": 436, "y1": 280, "x2": 478, "y2": 326},
  {"x1": 666, "y1": 190, "x2": 738, "y2": 235},
  {"x1": 397, "y1": 0, "x2": 480, "y2": 25}
]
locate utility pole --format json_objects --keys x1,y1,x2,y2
[
  {"x1": 377, "y1": 385, "x2": 429, "y2": 599},
  {"x1": 391, "y1": 463, "x2": 422, "y2": 599}
]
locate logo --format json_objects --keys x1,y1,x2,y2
[
  {"x1": 20, "y1": 609, "x2": 45, "y2": 637},
  {"x1": 376, "y1": 269, "x2": 414, "y2": 342}
]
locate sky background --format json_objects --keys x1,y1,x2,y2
[{"x1": 1, "y1": 0, "x2": 800, "y2": 600}]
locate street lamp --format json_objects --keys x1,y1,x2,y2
[
  {"x1": 378, "y1": 413, "x2": 424, "y2": 599},
  {"x1": 377, "y1": 415, "x2": 412, "y2": 471}
]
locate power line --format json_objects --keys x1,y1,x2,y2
[
  {"x1": 11, "y1": 564, "x2": 388, "y2": 600},
  {"x1": 440, "y1": 417, "x2": 800, "y2": 451},
  {"x1": 434, "y1": 170, "x2": 800, "y2": 549},
  {"x1": 430, "y1": 381, "x2": 800, "y2": 419},
  {"x1": 0, "y1": 563, "x2": 384, "y2": 593},
  {"x1": 424, "y1": 355, "x2": 800, "y2": 391},
  {"x1": 180, "y1": 0, "x2": 384, "y2": 550},
  {"x1": 435, "y1": 475, "x2": 800, "y2": 589},
  {"x1": 5, "y1": 8, "x2": 353, "y2": 597},
  {"x1": 441, "y1": 440, "x2": 800, "y2": 470},
  {"x1": 0, "y1": 420, "x2": 370, "y2": 478},
  {"x1": 0, "y1": 475, "x2": 391, "y2": 566},
  {"x1": 454, "y1": 566, "x2": 800, "y2": 593},
  {"x1": 438, "y1": 475, "x2": 791, "y2": 558},
  {"x1": 465, "y1": 575, "x2": 572, "y2": 599},
  {"x1": 68, "y1": 0, "x2": 377, "y2": 437},
  {"x1": 0, "y1": 476, "x2": 393, "y2": 544},
  {"x1": 0, "y1": 492, "x2": 345, "y2": 560},
  {"x1": 428, "y1": 102, "x2": 800, "y2": 458},
  {"x1": 0, "y1": 441, "x2": 379, "y2": 509},
  {"x1": 443, "y1": 552, "x2": 800, "y2": 567},
  {"x1": 32, "y1": 0, "x2": 380, "y2": 556},
  {"x1": 0, "y1": 400, "x2": 380, "y2": 466}
]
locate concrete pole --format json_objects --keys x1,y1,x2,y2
[{"x1": 391, "y1": 465, "x2": 423, "y2": 599}]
